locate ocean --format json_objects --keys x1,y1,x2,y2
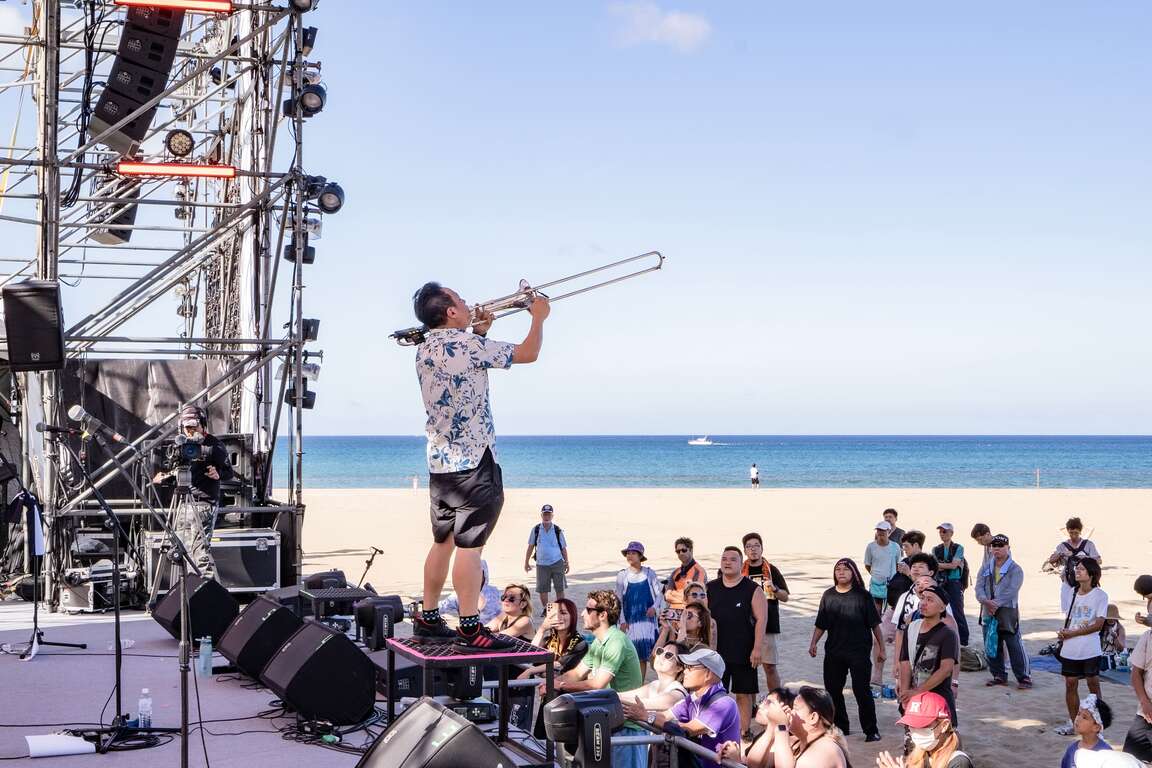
[{"x1": 272, "y1": 435, "x2": 1152, "y2": 489}]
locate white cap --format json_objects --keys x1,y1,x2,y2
[
  {"x1": 937, "y1": 522, "x2": 954, "y2": 532},
  {"x1": 141, "y1": 688, "x2": 149, "y2": 694},
  {"x1": 875, "y1": 521, "x2": 892, "y2": 531}
]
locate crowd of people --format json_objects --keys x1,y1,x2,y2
[{"x1": 444, "y1": 504, "x2": 1152, "y2": 767}]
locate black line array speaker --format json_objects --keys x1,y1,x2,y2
[
  {"x1": 355, "y1": 697, "x2": 510, "y2": 768},
  {"x1": 259, "y1": 621, "x2": 376, "y2": 725},
  {"x1": 90, "y1": 7, "x2": 185, "y2": 156},
  {"x1": 1, "y1": 280, "x2": 65, "y2": 372},
  {"x1": 151, "y1": 573, "x2": 239, "y2": 645},
  {"x1": 89, "y1": 175, "x2": 141, "y2": 246},
  {"x1": 218, "y1": 595, "x2": 302, "y2": 679}
]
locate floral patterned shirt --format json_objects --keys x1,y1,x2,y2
[{"x1": 416, "y1": 328, "x2": 515, "y2": 473}]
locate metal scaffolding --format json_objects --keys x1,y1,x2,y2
[{"x1": 0, "y1": 0, "x2": 329, "y2": 605}]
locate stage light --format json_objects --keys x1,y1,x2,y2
[
  {"x1": 544, "y1": 690, "x2": 625, "y2": 768},
  {"x1": 301, "y1": 26, "x2": 318, "y2": 56},
  {"x1": 316, "y1": 182, "x2": 343, "y2": 214},
  {"x1": 281, "y1": 83, "x2": 326, "y2": 118},
  {"x1": 113, "y1": 0, "x2": 234, "y2": 13},
  {"x1": 301, "y1": 318, "x2": 320, "y2": 342},
  {"x1": 164, "y1": 129, "x2": 195, "y2": 158},
  {"x1": 116, "y1": 161, "x2": 235, "y2": 179}
]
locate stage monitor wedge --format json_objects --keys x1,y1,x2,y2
[
  {"x1": 259, "y1": 621, "x2": 376, "y2": 725},
  {"x1": 218, "y1": 595, "x2": 302, "y2": 679},
  {"x1": 355, "y1": 697, "x2": 510, "y2": 768},
  {"x1": 151, "y1": 573, "x2": 239, "y2": 645}
]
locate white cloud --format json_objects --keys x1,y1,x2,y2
[
  {"x1": 0, "y1": 7, "x2": 28, "y2": 37},
  {"x1": 610, "y1": 2, "x2": 712, "y2": 54}
]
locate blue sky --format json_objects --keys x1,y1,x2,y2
[{"x1": 5, "y1": 2, "x2": 1151, "y2": 435}]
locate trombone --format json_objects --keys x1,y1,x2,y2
[{"x1": 391, "y1": 250, "x2": 665, "y2": 346}]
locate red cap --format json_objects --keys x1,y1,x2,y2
[{"x1": 896, "y1": 692, "x2": 950, "y2": 728}]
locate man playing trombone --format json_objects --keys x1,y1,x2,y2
[{"x1": 409, "y1": 282, "x2": 550, "y2": 651}]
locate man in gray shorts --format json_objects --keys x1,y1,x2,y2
[{"x1": 524, "y1": 504, "x2": 569, "y2": 616}]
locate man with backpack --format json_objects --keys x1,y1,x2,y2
[
  {"x1": 933, "y1": 523, "x2": 970, "y2": 646},
  {"x1": 524, "y1": 503, "x2": 569, "y2": 616},
  {"x1": 1049, "y1": 518, "x2": 1103, "y2": 602}
]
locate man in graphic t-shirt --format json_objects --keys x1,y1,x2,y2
[
  {"x1": 899, "y1": 584, "x2": 959, "y2": 725},
  {"x1": 741, "y1": 532, "x2": 789, "y2": 691}
]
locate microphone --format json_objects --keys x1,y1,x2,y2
[
  {"x1": 35, "y1": 423, "x2": 82, "y2": 437},
  {"x1": 66, "y1": 405, "x2": 126, "y2": 444}
]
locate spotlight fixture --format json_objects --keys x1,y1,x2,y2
[
  {"x1": 113, "y1": 0, "x2": 234, "y2": 12},
  {"x1": 301, "y1": 318, "x2": 320, "y2": 342},
  {"x1": 316, "y1": 182, "x2": 343, "y2": 214},
  {"x1": 117, "y1": 161, "x2": 235, "y2": 179},
  {"x1": 301, "y1": 26, "x2": 318, "y2": 56},
  {"x1": 164, "y1": 129, "x2": 195, "y2": 158},
  {"x1": 282, "y1": 83, "x2": 326, "y2": 119},
  {"x1": 283, "y1": 233, "x2": 315, "y2": 264}
]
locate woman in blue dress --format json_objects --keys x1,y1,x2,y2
[{"x1": 615, "y1": 540, "x2": 664, "y2": 678}]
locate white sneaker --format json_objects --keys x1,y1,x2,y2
[{"x1": 1055, "y1": 720, "x2": 1075, "y2": 736}]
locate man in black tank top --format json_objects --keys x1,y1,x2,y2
[{"x1": 707, "y1": 546, "x2": 767, "y2": 734}]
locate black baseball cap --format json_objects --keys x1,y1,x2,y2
[
  {"x1": 989, "y1": 534, "x2": 1010, "y2": 547},
  {"x1": 541, "y1": 504, "x2": 553, "y2": 513}
]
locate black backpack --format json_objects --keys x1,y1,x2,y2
[
  {"x1": 529, "y1": 523, "x2": 563, "y2": 561},
  {"x1": 932, "y1": 544, "x2": 970, "y2": 589},
  {"x1": 1061, "y1": 541, "x2": 1090, "y2": 587}
]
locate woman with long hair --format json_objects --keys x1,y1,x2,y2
[
  {"x1": 519, "y1": 597, "x2": 587, "y2": 678},
  {"x1": 810, "y1": 557, "x2": 883, "y2": 741},
  {"x1": 772, "y1": 686, "x2": 851, "y2": 768},
  {"x1": 876, "y1": 691, "x2": 972, "y2": 768},
  {"x1": 487, "y1": 583, "x2": 534, "y2": 640}
]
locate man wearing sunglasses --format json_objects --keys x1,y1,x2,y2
[
  {"x1": 665, "y1": 537, "x2": 707, "y2": 610},
  {"x1": 547, "y1": 590, "x2": 647, "y2": 767}
]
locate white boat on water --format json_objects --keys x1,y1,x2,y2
[{"x1": 687, "y1": 436, "x2": 714, "y2": 446}]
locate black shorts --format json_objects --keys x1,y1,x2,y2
[
  {"x1": 428, "y1": 448, "x2": 505, "y2": 548},
  {"x1": 721, "y1": 661, "x2": 759, "y2": 695},
  {"x1": 751, "y1": 477, "x2": 760, "y2": 486},
  {"x1": 1060, "y1": 655, "x2": 1101, "y2": 679}
]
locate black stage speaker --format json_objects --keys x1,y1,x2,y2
[
  {"x1": 151, "y1": 573, "x2": 239, "y2": 644},
  {"x1": 1, "y1": 280, "x2": 65, "y2": 372},
  {"x1": 260, "y1": 621, "x2": 376, "y2": 725},
  {"x1": 355, "y1": 697, "x2": 509, "y2": 768},
  {"x1": 89, "y1": 175, "x2": 141, "y2": 246},
  {"x1": 218, "y1": 595, "x2": 302, "y2": 679},
  {"x1": 374, "y1": 655, "x2": 482, "y2": 701},
  {"x1": 90, "y1": 7, "x2": 184, "y2": 156}
]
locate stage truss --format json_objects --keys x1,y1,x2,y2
[{"x1": 0, "y1": 0, "x2": 332, "y2": 604}]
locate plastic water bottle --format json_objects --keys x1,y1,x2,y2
[
  {"x1": 138, "y1": 688, "x2": 152, "y2": 729},
  {"x1": 197, "y1": 637, "x2": 213, "y2": 676}
]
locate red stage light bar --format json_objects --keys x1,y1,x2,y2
[
  {"x1": 112, "y1": 0, "x2": 234, "y2": 13},
  {"x1": 116, "y1": 161, "x2": 237, "y2": 179}
]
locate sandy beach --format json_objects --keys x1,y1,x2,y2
[{"x1": 297, "y1": 487, "x2": 1151, "y2": 767}]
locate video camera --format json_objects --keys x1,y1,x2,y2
[{"x1": 154, "y1": 434, "x2": 212, "y2": 471}]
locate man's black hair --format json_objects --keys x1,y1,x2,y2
[
  {"x1": 901, "y1": 530, "x2": 926, "y2": 548},
  {"x1": 971, "y1": 522, "x2": 991, "y2": 538},
  {"x1": 722, "y1": 545, "x2": 743, "y2": 558},
  {"x1": 1080, "y1": 557, "x2": 1102, "y2": 588},
  {"x1": 674, "y1": 537, "x2": 694, "y2": 551},
  {"x1": 908, "y1": 552, "x2": 939, "y2": 574},
  {"x1": 742, "y1": 532, "x2": 763, "y2": 547},
  {"x1": 1066, "y1": 517, "x2": 1084, "y2": 532},
  {"x1": 765, "y1": 687, "x2": 797, "y2": 708},
  {"x1": 1135, "y1": 574, "x2": 1152, "y2": 598},
  {"x1": 413, "y1": 282, "x2": 454, "y2": 328},
  {"x1": 883, "y1": 508, "x2": 898, "y2": 518}
]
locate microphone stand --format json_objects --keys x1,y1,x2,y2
[
  {"x1": 63, "y1": 434, "x2": 189, "y2": 759},
  {"x1": 0, "y1": 450, "x2": 87, "y2": 657},
  {"x1": 357, "y1": 546, "x2": 383, "y2": 588}
]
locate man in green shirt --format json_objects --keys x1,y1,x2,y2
[{"x1": 549, "y1": 590, "x2": 646, "y2": 767}]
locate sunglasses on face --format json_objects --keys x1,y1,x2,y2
[
  {"x1": 687, "y1": 592, "x2": 705, "y2": 599},
  {"x1": 584, "y1": 605, "x2": 603, "y2": 613},
  {"x1": 656, "y1": 649, "x2": 678, "y2": 660},
  {"x1": 675, "y1": 548, "x2": 690, "y2": 554},
  {"x1": 502, "y1": 594, "x2": 523, "y2": 602}
]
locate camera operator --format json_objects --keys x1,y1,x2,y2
[{"x1": 151, "y1": 405, "x2": 233, "y2": 578}]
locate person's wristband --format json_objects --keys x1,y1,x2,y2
[{"x1": 776, "y1": 724, "x2": 788, "y2": 732}]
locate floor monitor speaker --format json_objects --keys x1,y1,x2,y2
[
  {"x1": 354, "y1": 697, "x2": 509, "y2": 768},
  {"x1": 259, "y1": 621, "x2": 376, "y2": 725},
  {"x1": 151, "y1": 573, "x2": 239, "y2": 644},
  {"x1": 217, "y1": 595, "x2": 302, "y2": 679}
]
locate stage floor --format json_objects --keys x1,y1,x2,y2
[{"x1": 0, "y1": 599, "x2": 369, "y2": 767}]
